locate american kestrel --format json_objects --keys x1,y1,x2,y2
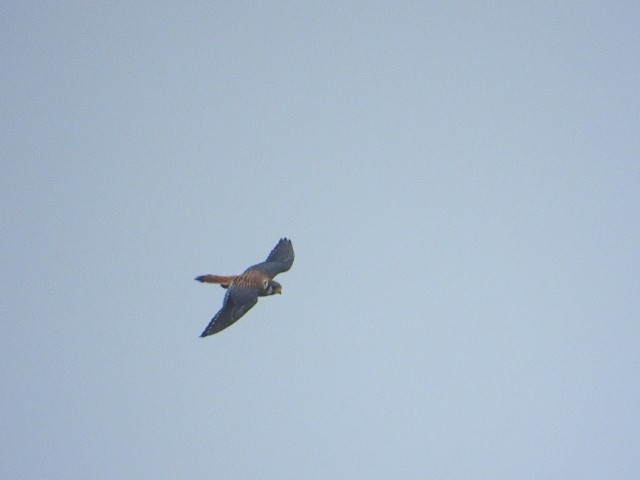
[{"x1": 195, "y1": 238, "x2": 294, "y2": 337}]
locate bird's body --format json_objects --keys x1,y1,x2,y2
[{"x1": 195, "y1": 238, "x2": 294, "y2": 337}]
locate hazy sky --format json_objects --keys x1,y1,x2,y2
[{"x1": 2, "y1": 2, "x2": 639, "y2": 479}]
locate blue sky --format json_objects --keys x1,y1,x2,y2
[{"x1": 2, "y1": 2, "x2": 639, "y2": 478}]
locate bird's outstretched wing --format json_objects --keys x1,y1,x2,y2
[
  {"x1": 200, "y1": 286, "x2": 259, "y2": 337},
  {"x1": 245, "y1": 238, "x2": 295, "y2": 278}
]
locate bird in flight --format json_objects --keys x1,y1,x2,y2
[{"x1": 195, "y1": 238, "x2": 294, "y2": 337}]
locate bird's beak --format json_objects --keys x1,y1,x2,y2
[{"x1": 275, "y1": 286, "x2": 282, "y2": 294}]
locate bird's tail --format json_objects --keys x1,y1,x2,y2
[{"x1": 194, "y1": 275, "x2": 236, "y2": 288}]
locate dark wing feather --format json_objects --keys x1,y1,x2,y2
[
  {"x1": 200, "y1": 286, "x2": 259, "y2": 337},
  {"x1": 245, "y1": 238, "x2": 295, "y2": 278}
]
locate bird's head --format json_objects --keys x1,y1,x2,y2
[{"x1": 266, "y1": 280, "x2": 282, "y2": 295}]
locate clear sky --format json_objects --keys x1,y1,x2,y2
[{"x1": 2, "y1": 2, "x2": 639, "y2": 479}]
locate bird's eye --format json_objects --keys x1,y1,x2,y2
[{"x1": 263, "y1": 279, "x2": 269, "y2": 289}]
